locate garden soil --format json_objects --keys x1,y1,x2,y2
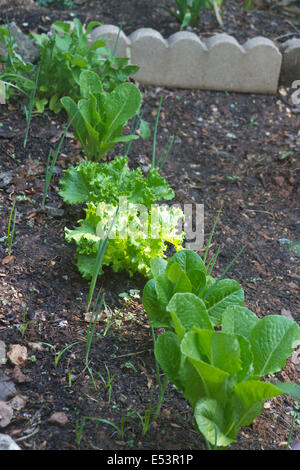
[{"x1": 0, "y1": 0, "x2": 299, "y2": 451}]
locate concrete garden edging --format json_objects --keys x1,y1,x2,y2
[
  {"x1": 279, "y1": 38, "x2": 300, "y2": 86},
  {"x1": 90, "y1": 25, "x2": 300, "y2": 94}
]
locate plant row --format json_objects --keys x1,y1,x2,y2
[{"x1": 0, "y1": 18, "x2": 299, "y2": 450}]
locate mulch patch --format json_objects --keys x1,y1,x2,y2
[{"x1": 0, "y1": 0, "x2": 299, "y2": 451}]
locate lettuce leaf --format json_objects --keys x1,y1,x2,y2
[
  {"x1": 65, "y1": 202, "x2": 184, "y2": 278},
  {"x1": 59, "y1": 156, "x2": 174, "y2": 208}
]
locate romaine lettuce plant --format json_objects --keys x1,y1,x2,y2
[
  {"x1": 30, "y1": 19, "x2": 139, "y2": 113},
  {"x1": 143, "y1": 250, "x2": 300, "y2": 448},
  {"x1": 60, "y1": 70, "x2": 142, "y2": 160},
  {"x1": 59, "y1": 156, "x2": 184, "y2": 278},
  {"x1": 143, "y1": 249, "x2": 244, "y2": 328}
]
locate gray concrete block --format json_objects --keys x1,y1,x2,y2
[
  {"x1": 129, "y1": 28, "x2": 168, "y2": 85},
  {"x1": 89, "y1": 25, "x2": 282, "y2": 94},
  {"x1": 280, "y1": 38, "x2": 300, "y2": 86}
]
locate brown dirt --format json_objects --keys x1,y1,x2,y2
[{"x1": 0, "y1": 0, "x2": 299, "y2": 452}]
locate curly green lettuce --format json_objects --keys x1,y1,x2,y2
[
  {"x1": 65, "y1": 201, "x2": 185, "y2": 278},
  {"x1": 59, "y1": 156, "x2": 175, "y2": 208}
]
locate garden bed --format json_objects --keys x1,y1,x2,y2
[{"x1": 0, "y1": 0, "x2": 299, "y2": 452}]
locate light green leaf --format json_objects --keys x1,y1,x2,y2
[
  {"x1": 138, "y1": 119, "x2": 151, "y2": 140},
  {"x1": 222, "y1": 305, "x2": 258, "y2": 340},
  {"x1": 78, "y1": 96, "x2": 102, "y2": 158},
  {"x1": 52, "y1": 21, "x2": 71, "y2": 34},
  {"x1": 150, "y1": 258, "x2": 167, "y2": 278},
  {"x1": 88, "y1": 39, "x2": 107, "y2": 51},
  {"x1": 71, "y1": 55, "x2": 88, "y2": 68},
  {"x1": 250, "y1": 315, "x2": 300, "y2": 377},
  {"x1": 230, "y1": 380, "x2": 284, "y2": 433},
  {"x1": 202, "y1": 279, "x2": 244, "y2": 325},
  {"x1": 35, "y1": 97, "x2": 48, "y2": 113},
  {"x1": 155, "y1": 273, "x2": 174, "y2": 308},
  {"x1": 270, "y1": 381, "x2": 300, "y2": 398},
  {"x1": 210, "y1": 331, "x2": 241, "y2": 375},
  {"x1": 60, "y1": 96, "x2": 88, "y2": 150},
  {"x1": 154, "y1": 331, "x2": 186, "y2": 390},
  {"x1": 166, "y1": 249, "x2": 206, "y2": 279},
  {"x1": 85, "y1": 21, "x2": 103, "y2": 35},
  {"x1": 167, "y1": 293, "x2": 213, "y2": 335},
  {"x1": 142, "y1": 279, "x2": 172, "y2": 328},
  {"x1": 79, "y1": 70, "x2": 104, "y2": 99},
  {"x1": 181, "y1": 330, "x2": 230, "y2": 402},
  {"x1": 235, "y1": 335, "x2": 253, "y2": 382},
  {"x1": 194, "y1": 398, "x2": 234, "y2": 448},
  {"x1": 58, "y1": 163, "x2": 94, "y2": 204},
  {"x1": 104, "y1": 82, "x2": 142, "y2": 136},
  {"x1": 167, "y1": 261, "x2": 184, "y2": 283}
]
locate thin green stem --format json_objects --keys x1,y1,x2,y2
[
  {"x1": 24, "y1": 65, "x2": 40, "y2": 149},
  {"x1": 203, "y1": 210, "x2": 221, "y2": 265},
  {"x1": 86, "y1": 206, "x2": 119, "y2": 312},
  {"x1": 7, "y1": 200, "x2": 16, "y2": 255},
  {"x1": 42, "y1": 114, "x2": 77, "y2": 208},
  {"x1": 152, "y1": 95, "x2": 163, "y2": 170}
]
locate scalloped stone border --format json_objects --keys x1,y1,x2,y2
[
  {"x1": 90, "y1": 25, "x2": 300, "y2": 94},
  {"x1": 279, "y1": 38, "x2": 300, "y2": 86}
]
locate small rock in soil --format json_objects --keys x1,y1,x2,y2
[
  {"x1": 0, "y1": 21, "x2": 40, "y2": 63},
  {"x1": 0, "y1": 433, "x2": 21, "y2": 450},
  {"x1": 1, "y1": 256, "x2": 15, "y2": 265},
  {"x1": 291, "y1": 440, "x2": 300, "y2": 450},
  {"x1": 9, "y1": 394, "x2": 27, "y2": 411},
  {"x1": 45, "y1": 205, "x2": 65, "y2": 218},
  {"x1": 10, "y1": 366, "x2": 30, "y2": 384},
  {"x1": 27, "y1": 341, "x2": 44, "y2": 352},
  {"x1": 281, "y1": 308, "x2": 294, "y2": 320},
  {"x1": 0, "y1": 371, "x2": 17, "y2": 401},
  {"x1": 48, "y1": 411, "x2": 68, "y2": 427},
  {"x1": 0, "y1": 171, "x2": 13, "y2": 189},
  {"x1": 7, "y1": 345, "x2": 28, "y2": 366},
  {"x1": 0, "y1": 401, "x2": 13, "y2": 427},
  {"x1": 0, "y1": 341, "x2": 6, "y2": 365}
]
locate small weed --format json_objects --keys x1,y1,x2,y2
[
  {"x1": 278, "y1": 150, "x2": 293, "y2": 160},
  {"x1": 19, "y1": 309, "x2": 30, "y2": 338},
  {"x1": 7, "y1": 200, "x2": 16, "y2": 255},
  {"x1": 119, "y1": 289, "x2": 140, "y2": 302},
  {"x1": 226, "y1": 175, "x2": 240, "y2": 182},
  {"x1": 27, "y1": 355, "x2": 37, "y2": 362},
  {"x1": 42, "y1": 341, "x2": 79, "y2": 368},
  {"x1": 98, "y1": 364, "x2": 116, "y2": 403},
  {"x1": 249, "y1": 117, "x2": 259, "y2": 126},
  {"x1": 124, "y1": 361, "x2": 138, "y2": 373}
]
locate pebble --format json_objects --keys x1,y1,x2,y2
[
  {"x1": 0, "y1": 371, "x2": 17, "y2": 401},
  {"x1": 45, "y1": 205, "x2": 65, "y2": 218},
  {"x1": 7, "y1": 345, "x2": 28, "y2": 366},
  {"x1": 0, "y1": 401, "x2": 13, "y2": 427},
  {"x1": 278, "y1": 238, "x2": 290, "y2": 245},
  {"x1": 0, "y1": 171, "x2": 13, "y2": 189},
  {"x1": 48, "y1": 411, "x2": 68, "y2": 427},
  {"x1": 0, "y1": 433, "x2": 21, "y2": 450},
  {"x1": 0, "y1": 341, "x2": 6, "y2": 365},
  {"x1": 226, "y1": 132, "x2": 237, "y2": 139}
]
